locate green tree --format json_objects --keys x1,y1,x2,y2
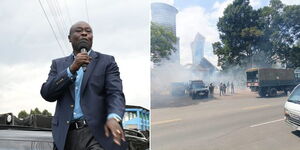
[
  {"x1": 213, "y1": 0, "x2": 263, "y2": 70},
  {"x1": 18, "y1": 108, "x2": 52, "y2": 119},
  {"x1": 42, "y1": 109, "x2": 52, "y2": 116},
  {"x1": 30, "y1": 107, "x2": 41, "y2": 115},
  {"x1": 255, "y1": 0, "x2": 284, "y2": 65},
  {"x1": 288, "y1": 46, "x2": 300, "y2": 68},
  {"x1": 213, "y1": 0, "x2": 300, "y2": 69},
  {"x1": 258, "y1": 0, "x2": 300, "y2": 68},
  {"x1": 18, "y1": 110, "x2": 29, "y2": 119},
  {"x1": 261, "y1": 0, "x2": 287, "y2": 65},
  {"x1": 151, "y1": 22, "x2": 177, "y2": 63},
  {"x1": 279, "y1": 5, "x2": 300, "y2": 67},
  {"x1": 212, "y1": 42, "x2": 231, "y2": 70}
]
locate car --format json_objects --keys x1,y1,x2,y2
[
  {"x1": 125, "y1": 129, "x2": 149, "y2": 150},
  {"x1": 187, "y1": 80, "x2": 209, "y2": 99},
  {"x1": 284, "y1": 84, "x2": 300, "y2": 130}
]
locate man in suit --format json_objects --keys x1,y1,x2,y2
[{"x1": 41, "y1": 21, "x2": 126, "y2": 150}]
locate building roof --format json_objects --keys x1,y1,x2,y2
[
  {"x1": 151, "y1": 2, "x2": 178, "y2": 13},
  {"x1": 198, "y1": 57, "x2": 218, "y2": 71},
  {"x1": 194, "y1": 33, "x2": 205, "y2": 41},
  {"x1": 126, "y1": 105, "x2": 149, "y2": 111}
]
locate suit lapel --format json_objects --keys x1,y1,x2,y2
[
  {"x1": 64, "y1": 55, "x2": 76, "y2": 101},
  {"x1": 80, "y1": 50, "x2": 99, "y2": 97}
]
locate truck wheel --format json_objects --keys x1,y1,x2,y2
[
  {"x1": 258, "y1": 88, "x2": 266, "y2": 97},
  {"x1": 269, "y1": 88, "x2": 277, "y2": 97}
]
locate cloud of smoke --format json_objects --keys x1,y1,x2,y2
[
  {"x1": 151, "y1": 52, "x2": 216, "y2": 98},
  {"x1": 151, "y1": 49, "x2": 277, "y2": 108},
  {"x1": 151, "y1": 51, "x2": 272, "y2": 100},
  {"x1": 151, "y1": 60, "x2": 196, "y2": 96}
]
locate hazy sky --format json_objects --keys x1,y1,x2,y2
[
  {"x1": 0, "y1": 0, "x2": 150, "y2": 115},
  {"x1": 151, "y1": 0, "x2": 300, "y2": 66}
]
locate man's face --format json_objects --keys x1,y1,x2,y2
[{"x1": 68, "y1": 22, "x2": 93, "y2": 52}]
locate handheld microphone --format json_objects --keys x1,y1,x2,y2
[
  {"x1": 78, "y1": 39, "x2": 89, "y2": 72},
  {"x1": 81, "y1": 48, "x2": 87, "y2": 72}
]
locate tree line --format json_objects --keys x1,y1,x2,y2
[
  {"x1": 213, "y1": 0, "x2": 300, "y2": 70},
  {"x1": 18, "y1": 107, "x2": 52, "y2": 119}
]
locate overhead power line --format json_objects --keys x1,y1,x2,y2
[
  {"x1": 53, "y1": 0, "x2": 70, "y2": 34},
  {"x1": 63, "y1": 0, "x2": 72, "y2": 25},
  {"x1": 38, "y1": 0, "x2": 92, "y2": 55},
  {"x1": 85, "y1": 0, "x2": 90, "y2": 23},
  {"x1": 38, "y1": 0, "x2": 66, "y2": 56},
  {"x1": 45, "y1": 0, "x2": 70, "y2": 51}
]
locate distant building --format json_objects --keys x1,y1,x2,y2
[
  {"x1": 191, "y1": 33, "x2": 205, "y2": 65},
  {"x1": 151, "y1": 2, "x2": 178, "y2": 34},
  {"x1": 194, "y1": 57, "x2": 218, "y2": 75},
  {"x1": 151, "y1": 2, "x2": 180, "y2": 64},
  {"x1": 190, "y1": 33, "x2": 218, "y2": 77},
  {"x1": 122, "y1": 105, "x2": 149, "y2": 131}
]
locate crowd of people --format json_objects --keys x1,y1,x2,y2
[
  {"x1": 219, "y1": 82, "x2": 234, "y2": 96},
  {"x1": 207, "y1": 82, "x2": 235, "y2": 96}
]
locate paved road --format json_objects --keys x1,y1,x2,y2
[{"x1": 151, "y1": 90, "x2": 300, "y2": 150}]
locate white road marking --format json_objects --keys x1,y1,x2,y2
[
  {"x1": 250, "y1": 118, "x2": 284, "y2": 128},
  {"x1": 152, "y1": 118, "x2": 182, "y2": 125},
  {"x1": 242, "y1": 104, "x2": 273, "y2": 111}
]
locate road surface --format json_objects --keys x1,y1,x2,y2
[{"x1": 151, "y1": 89, "x2": 300, "y2": 150}]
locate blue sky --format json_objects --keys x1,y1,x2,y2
[
  {"x1": 175, "y1": 0, "x2": 226, "y2": 11},
  {"x1": 174, "y1": 0, "x2": 269, "y2": 11}
]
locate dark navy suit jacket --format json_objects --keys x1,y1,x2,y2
[{"x1": 40, "y1": 50, "x2": 126, "y2": 150}]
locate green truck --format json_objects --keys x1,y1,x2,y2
[{"x1": 246, "y1": 68, "x2": 300, "y2": 97}]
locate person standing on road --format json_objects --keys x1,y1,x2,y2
[
  {"x1": 223, "y1": 83, "x2": 227, "y2": 95},
  {"x1": 209, "y1": 83, "x2": 214, "y2": 96},
  {"x1": 227, "y1": 82, "x2": 230, "y2": 94},
  {"x1": 231, "y1": 82, "x2": 234, "y2": 94},
  {"x1": 219, "y1": 83, "x2": 223, "y2": 96},
  {"x1": 40, "y1": 21, "x2": 127, "y2": 150}
]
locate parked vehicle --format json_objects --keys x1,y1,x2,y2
[
  {"x1": 123, "y1": 105, "x2": 149, "y2": 132},
  {"x1": 124, "y1": 129, "x2": 149, "y2": 150},
  {"x1": 170, "y1": 82, "x2": 186, "y2": 96},
  {"x1": 284, "y1": 84, "x2": 300, "y2": 130},
  {"x1": 0, "y1": 113, "x2": 53, "y2": 150},
  {"x1": 246, "y1": 68, "x2": 300, "y2": 97},
  {"x1": 186, "y1": 80, "x2": 209, "y2": 99},
  {"x1": 0, "y1": 113, "x2": 149, "y2": 150}
]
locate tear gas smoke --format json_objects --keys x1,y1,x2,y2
[{"x1": 151, "y1": 51, "x2": 276, "y2": 108}]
